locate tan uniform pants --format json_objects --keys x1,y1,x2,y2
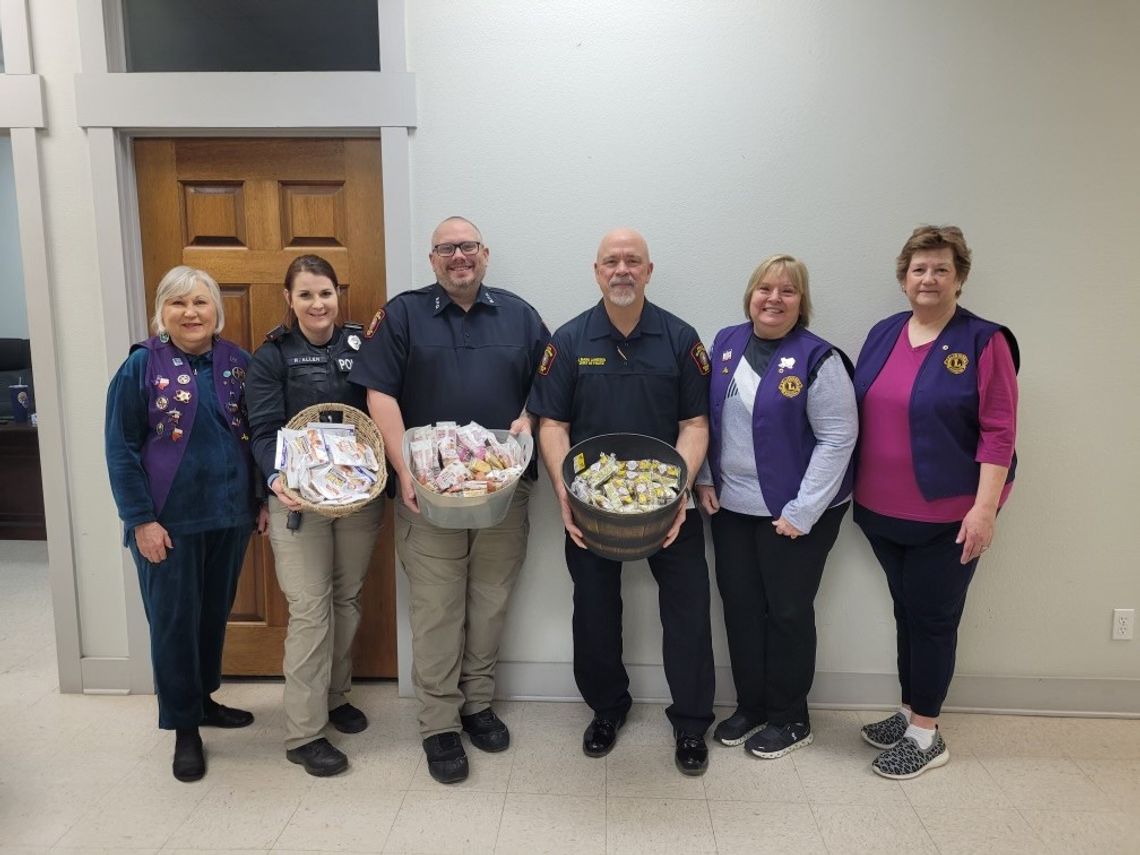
[
  {"x1": 396, "y1": 480, "x2": 531, "y2": 738},
  {"x1": 269, "y1": 495, "x2": 383, "y2": 750}
]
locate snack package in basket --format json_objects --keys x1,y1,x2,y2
[
  {"x1": 276, "y1": 422, "x2": 381, "y2": 506},
  {"x1": 408, "y1": 420, "x2": 526, "y2": 496},
  {"x1": 569, "y1": 452, "x2": 682, "y2": 514}
]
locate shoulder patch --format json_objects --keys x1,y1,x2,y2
[
  {"x1": 365, "y1": 308, "x2": 386, "y2": 339},
  {"x1": 690, "y1": 342, "x2": 711, "y2": 376},
  {"x1": 538, "y1": 343, "x2": 557, "y2": 376}
]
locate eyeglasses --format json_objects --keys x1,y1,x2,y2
[{"x1": 432, "y1": 241, "x2": 483, "y2": 257}]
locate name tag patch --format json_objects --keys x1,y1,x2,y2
[{"x1": 578, "y1": 357, "x2": 607, "y2": 366}]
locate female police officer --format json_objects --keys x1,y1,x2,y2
[{"x1": 245, "y1": 254, "x2": 383, "y2": 777}]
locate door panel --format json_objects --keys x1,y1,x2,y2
[{"x1": 134, "y1": 137, "x2": 396, "y2": 677}]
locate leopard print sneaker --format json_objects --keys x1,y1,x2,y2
[
  {"x1": 860, "y1": 711, "x2": 909, "y2": 749},
  {"x1": 871, "y1": 730, "x2": 949, "y2": 780}
]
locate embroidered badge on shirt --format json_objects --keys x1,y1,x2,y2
[
  {"x1": 578, "y1": 357, "x2": 606, "y2": 366},
  {"x1": 365, "y1": 308, "x2": 386, "y2": 339},
  {"x1": 691, "y1": 342, "x2": 711, "y2": 376},
  {"x1": 944, "y1": 353, "x2": 969, "y2": 375},
  {"x1": 778, "y1": 375, "x2": 804, "y2": 398},
  {"x1": 538, "y1": 343, "x2": 557, "y2": 376}
]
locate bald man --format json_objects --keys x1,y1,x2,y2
[{"x1": 529, "y1": 228, "x2": 715, "y2": 776}]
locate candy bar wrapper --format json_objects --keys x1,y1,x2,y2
[
  {"x1": 274, "y1": 430, "x2": 288, "y2": 470},
  {"x1": 357, "y1": 441, "x2": 379, "y2": 471},
  {"x1": 327, "y1": 432, "x2": 368, "y2": 467},
  {"x1": 409, "y1": 439, "x2": 438, "y2": 484},
  {"x1": 461, "y1": 480, "x2": 489, "y2": 497},
  {"x1": 433, "y1": 459, "x2": 469, "y2": 493},
  {"x1": 410, "y1": 425, "x2": 434, "y2": 445},
  {"x1": 304, "y1": 428, "x2": 330, "y2": 465},
  {"x1": 457, "y1": 422, "x2": 492, "y2": 456},
  {"x1": 434, "y1": 423, "x2": 459, "y2": 465}
]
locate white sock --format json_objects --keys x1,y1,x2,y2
[
  {"x1": 898, "y1": 706, "x2": 912, "y2": 722},
  {"x1": 903, "y1": 723, "x2": 936, "y2": 750}
]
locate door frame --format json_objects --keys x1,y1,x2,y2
[{"x1": 40, "y1": 0, "x2": 417, "y2": 694}]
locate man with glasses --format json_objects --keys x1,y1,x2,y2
[
  {"x1": 350, "y1": 216, "x2": 548, "y2": 784},
  {"x1": 529, "y1": 227, "x2": 716, "y2": 776}
]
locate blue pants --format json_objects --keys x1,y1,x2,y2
[
  {"x1": 854, "y1": 505, "x2": 979, "y2": 718},
  {"x1": 565, "y1": 509, "x2": 715, "y2": 736},
  {"x1": 129, "y1": 525, "x2": 251, "y2": 729}
]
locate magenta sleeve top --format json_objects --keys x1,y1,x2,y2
[{"x1": 854, "y1": 324, "x2": 1018, "y2": 523}]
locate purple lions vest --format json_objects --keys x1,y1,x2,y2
[
  {"x1": 133, "y1": 336, "x2": 251, "y2": 516},
  {"x1": 853, "y1": 306, "x2": 1019, "y2": 501},
  {"x1": 709, "y1": 323, "x2": 855, "y2": 518}
]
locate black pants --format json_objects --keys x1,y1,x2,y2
[
  {"x1": 130, "y1": 525, "x2": 250, "y2": 729},
  {"x1": 565, "y1": 510, "x2": 715, "y2": 736},
  {"x1": 854, "y1": 505, "x2": 979, "y2": 718},
  {"x1": 710, "y1": 502, "x2": 847, "y2": 726}
]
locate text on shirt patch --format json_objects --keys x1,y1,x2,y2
[
  {"x1": 538, "y1": 343, "x2": 557, "y2": 375},
  {"x1": 365, "y1": 308, "x2": 386, "y2": 338},
  {"x1": 691, "y1": 342, "x2": 711, "y2": 376},
  {"x1": 578, "y1": 357, "x2": 606, "y2": 366},
  {"x1": 778, "y1": 376, "x2": 804, "y2": 398}
]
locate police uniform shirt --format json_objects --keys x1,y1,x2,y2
[
  {"x1": 528, "y1": 299, "x2": 711, "y2": 447},
  {"x1": 349, "y1": 282, "x2": 549, "y2": 430}
]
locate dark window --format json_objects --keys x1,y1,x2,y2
[{"x1": 123, "y1": 0, "x2": 380, "y2": 72}]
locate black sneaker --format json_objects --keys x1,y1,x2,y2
[
  {"x1": 201, "y1": 697, "x2": 254, "y2": 729},
  {"x1": 460, "y1": 707, "x2": 510, "y2": 752},
  {"x1": 860, "y1": 711, "x2": 909, "y2": 749},
  {"x1": 328, "y1": 702, "x2": 368, "y2": 734},
  {"x1": 172, "y1": 728, "x2": 205, "y2": 782},
  {"x1": 746, "y1": 722, "x2": 813, "y2": 759},
  {"x1": 423, "y1": 732, "x2": 469, "y2": 784},
  {"x1": 872, "y1": 730, "x2": 949, "y2": 780},
  {"x1": 713, "y1": 710, "x2": 765, "y2": 747},
  {"x1": 286, "y1": 737, "x2": 349, "y2": 777}
]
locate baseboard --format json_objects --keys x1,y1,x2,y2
[
  {"x1": 79, "y1": 656, "x2": 132, "y2": 694},
  {"x1": 480, "y1": 662, "x2": 1140, "y2": 718}
]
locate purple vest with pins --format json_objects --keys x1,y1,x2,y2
[
  {"x1": 709, "y1": 323, "x2": 855, "y2": 518},
  {"x1": 134, "y1": 336, "x2": 251, "y2": 516},
  {"x1": 853, "y1": 306, "x2": 1019, "y2": 501}
]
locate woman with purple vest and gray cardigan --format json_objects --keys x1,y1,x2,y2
[
  {"x1": 696, "y1": 254, "x2": 858, "y2": 761},
  {"x1": 105, "y1": 266, "x2": 267, "y2": 783},
  {"x1": 853, "y1": 226, "x2": 1019, "y2": 780}
]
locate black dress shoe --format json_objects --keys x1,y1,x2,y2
[
  {"x1": 582, "y1": 714, "x2": 626, "y2": 758},
  {"x1": 675, "y1": 732, "x2": 709, "y2": 776},
  {"x1": 461, "y1": 707, "x2": 510, "y2": 752},
  {"x1": 202, "y1": 698, "x2": 254, "y2": 728},
  {"x1": 328, "y1": 702, "x2": 369, "y2": 734},
  {"x1": 423, "y1": 732, "x2": 469, "y2": 784},
  {"x1": 172, "y1": 728, "x2": 206, "y2": 782},
  {"x1": 286, "y1": 737, "x2": 349, "y2": 777}
]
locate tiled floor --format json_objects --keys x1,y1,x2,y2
[{"x1": 2, "y1": 540, "x2": 1138, "y2": 854}]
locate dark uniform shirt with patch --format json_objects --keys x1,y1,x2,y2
[
  {"x1": 528, "y1": 299, "x2": 710, "y2": 446},
  {"x1": 349, "y1": 282, "x2": 549, "y2": 431}
]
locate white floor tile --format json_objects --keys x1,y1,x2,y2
[
  {"x1": 494, "y1": 793, "x2": 605, "y2": 855},
  {"x1": 606, "y1": 797, "x2": 717, "y2": 855}
]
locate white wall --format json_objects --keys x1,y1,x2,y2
[
  {"x1": 0, "y1": 134, "x2": 29, "y2": 339},
  {"x1": 21, "y1": 0, "x2": 1140, "y2": 706},
  {"x1": 404, "y1": 0, "x2": 1140, "y2": 695}
]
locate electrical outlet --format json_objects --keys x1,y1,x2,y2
[{"x1": 1112, "y1": 609, "x2": 1134, "y2": 640}]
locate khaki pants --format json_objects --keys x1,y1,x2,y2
[
  {"x1": 396, "y1": 480, "x2": 531, "y2": 738},
  {"x1": 269, "y1": 496, "x2": 383, "y2": 750}
]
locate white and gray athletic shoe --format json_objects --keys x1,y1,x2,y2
[
  {"x1": 860, "y1": 711, "x2": 909, "y2": 749},
  {"x1": 746, "y1": 722, "x2": 813, "y2": 759},
  {"x1": 871, "y1": 730, "x2": 949, "y2": 779}
]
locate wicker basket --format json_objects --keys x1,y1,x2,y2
[{"x1": 279, "y1": 403, "x2": 387, "y2": 518}]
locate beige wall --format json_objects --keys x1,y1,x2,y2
[{"x1": 24, "y1": 0, "x2": 1140, "y2": 707}]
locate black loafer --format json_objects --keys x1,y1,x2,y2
[
  {"x1": 583, "y1": 714, "x2": 626, "y2": 758},
  {"x1": 286, "y1": 737, "x2": 349, "y2": 777},
  {"x1": 172, "y1": 728, "x2": 206, "y2": 782},
  {"x1": 202, "y1": 699, "x2": 254, "y2": 729},
  {"x1": 328, "y1": 702, "x2": 368, "y2": 734},
  {"x1": 423, "y1": 732, "x2": 468, "y2": 784},
  {"x1": 461, "y1": 707, "x2": 510, "y2": 752},
  {"x1": 675, "y1": 732, "x2": 709, "y2": 776}
]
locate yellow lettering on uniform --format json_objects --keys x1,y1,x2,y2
[{"x1": 578, "y1": 357, "x2": 607, "y2": 366}]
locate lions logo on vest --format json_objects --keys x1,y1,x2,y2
[
  {"x1": 778, "y1": 375, "x2": 804, "y2": 398},
  {"x1": 944, "y1": 352, "x2": 969, "y2": 375}
]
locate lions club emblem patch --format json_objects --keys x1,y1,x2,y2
[
  {"x1": 538, "y1": 343, "x2": 557, "y2": 376},
  {"x1": 778, "y1": 376, "x2": 804, "y2": 398},
  {"x1": 944, "y1": 352, "x2": 969, "y2": 375},
  {"x1": 690, "y1": 342, "x2": 711, "y2": 376}
]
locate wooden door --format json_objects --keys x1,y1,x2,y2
[{"x1": 133, "y1": 138, "x2": 397, "y2": 677}]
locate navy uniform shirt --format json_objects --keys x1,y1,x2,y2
[
  {"x1": 528, "y1": 299, "x2": 711, "y2": 446},
  {"x1": 349, "y1": 282, "x2": 549, "y2": 430}
]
